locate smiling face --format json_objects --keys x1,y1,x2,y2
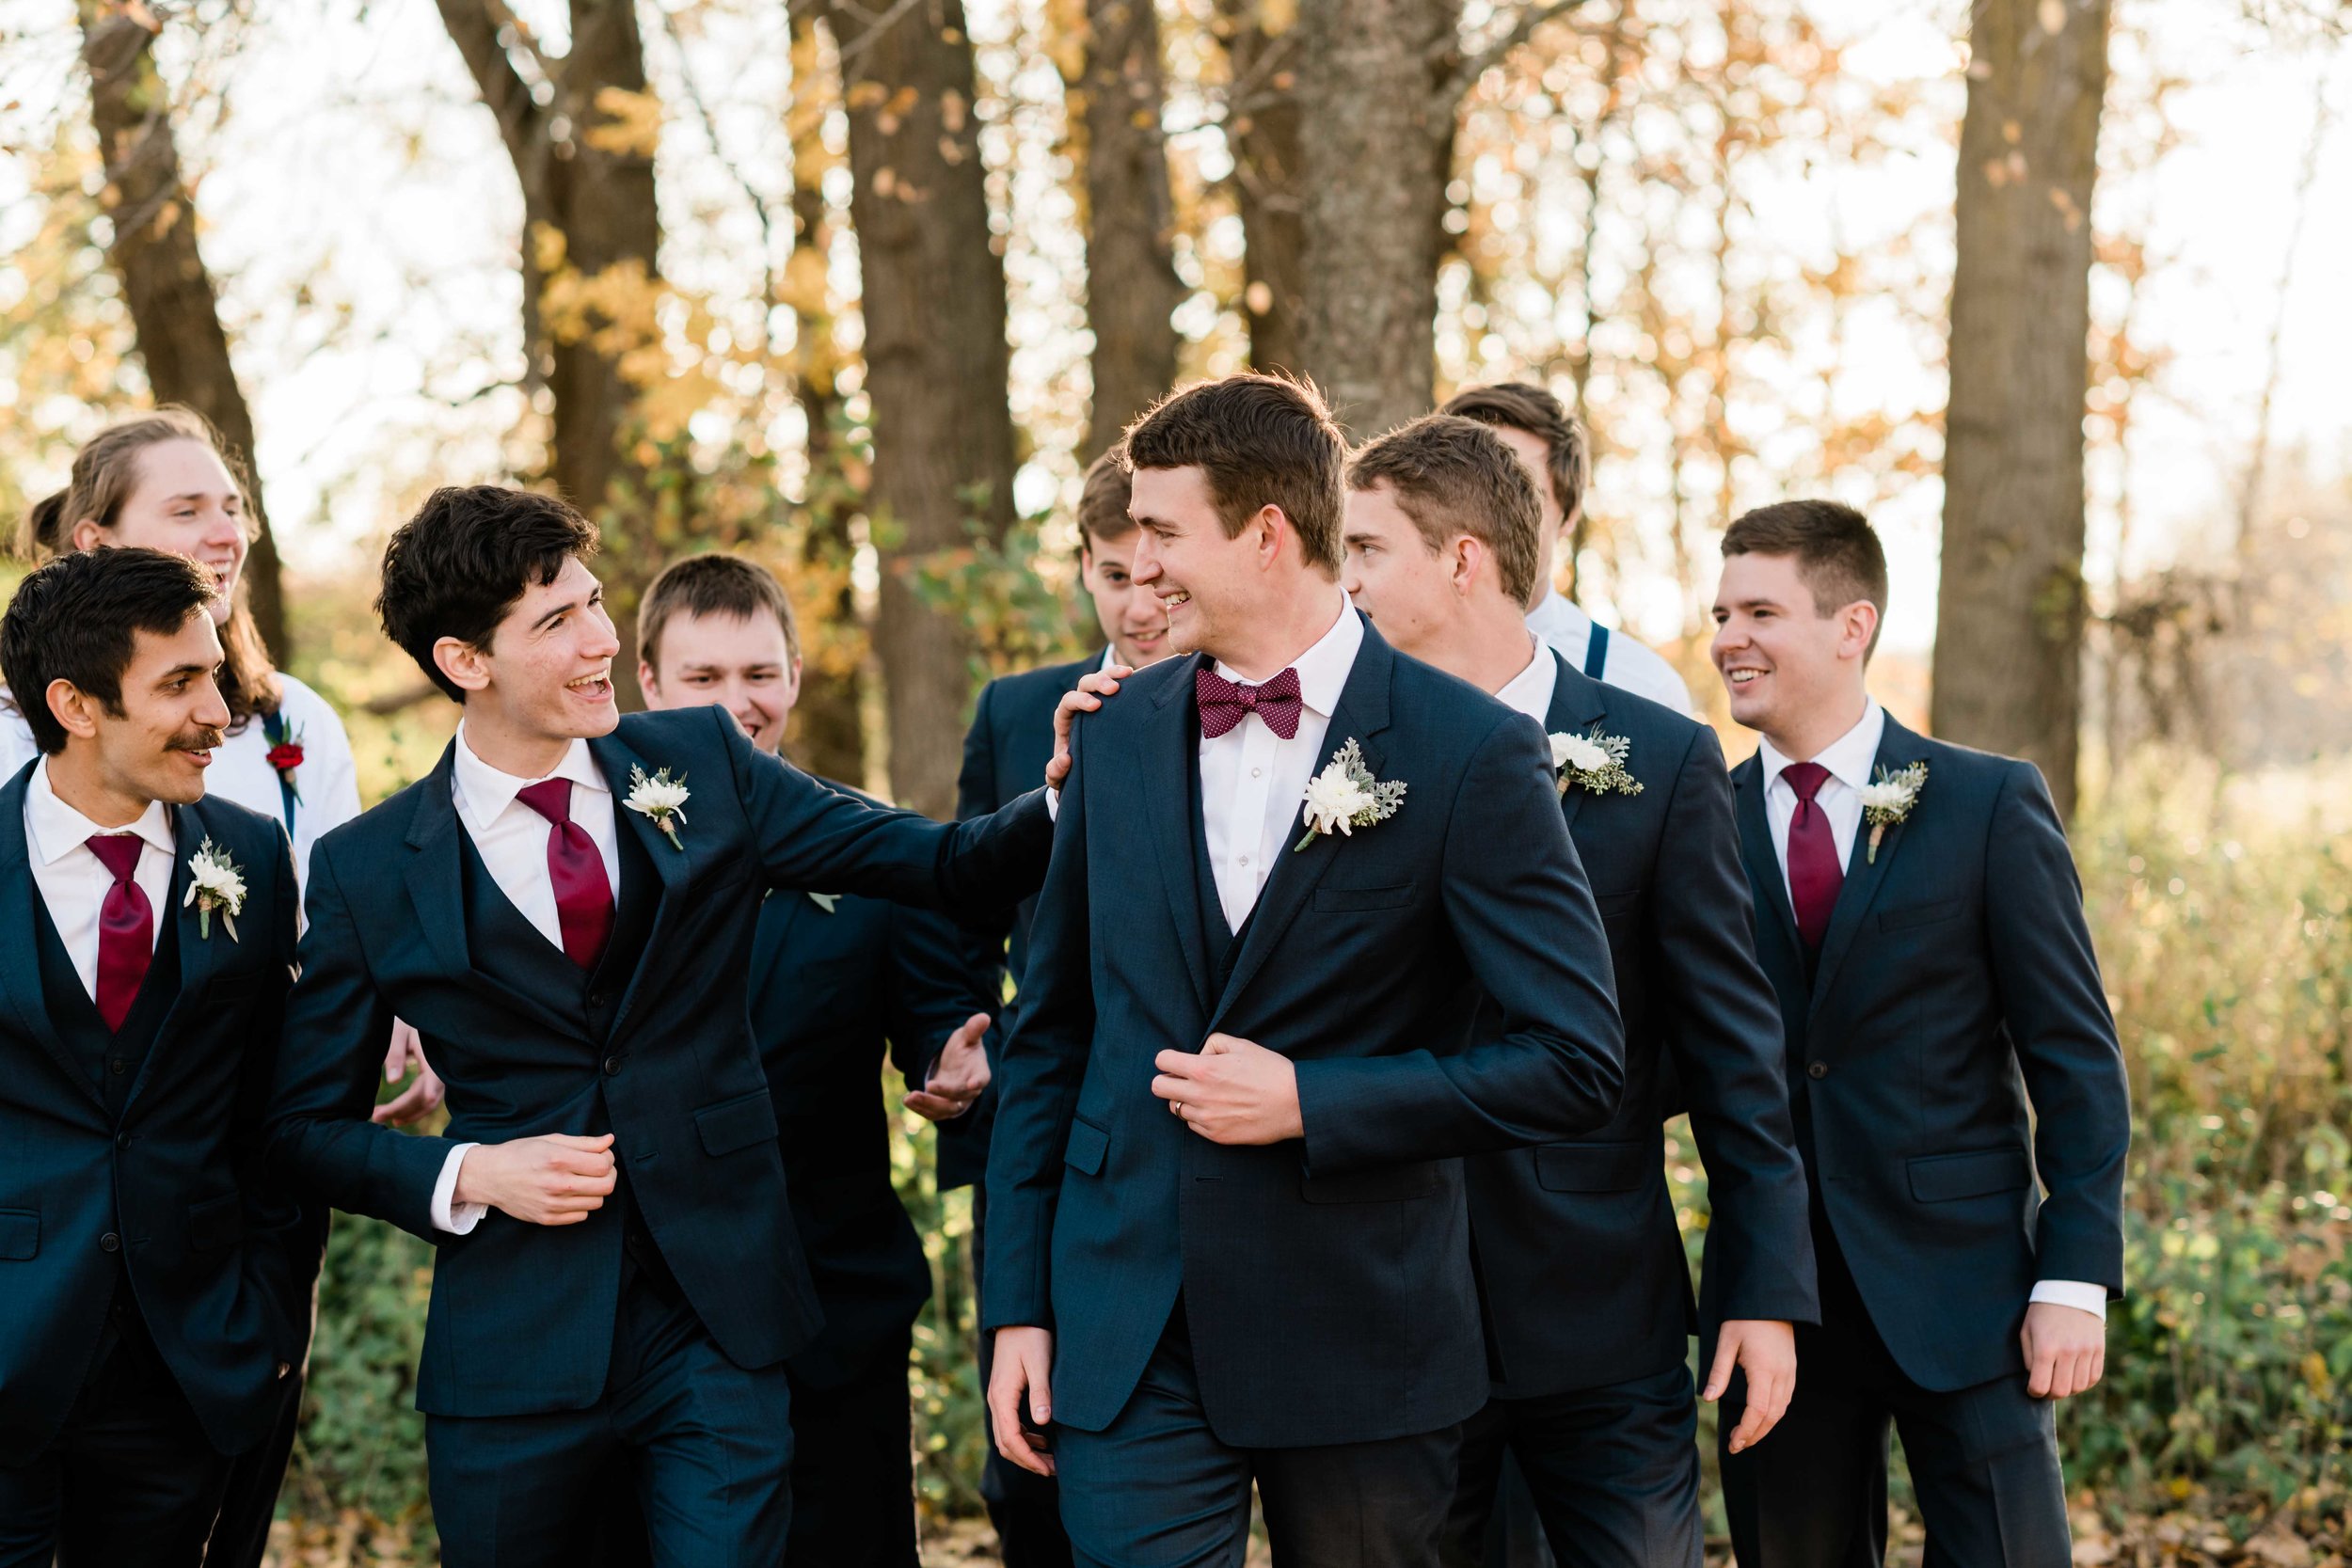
[
  {"x1": 72, "y1": 438, "x2": 248, "y2": 626},
  {"x1": 639, "y1": 609, "x2": 800, "y2": 753},
  {"x1": 1710, "y1": 550, "x2": 1875, "y2": 747},
  {"x1": 1127, "y1": 465, "x2": 1278, "y2": 662},
  {"x1": 435, "y1": 555, "x2": 622, "y2": 752},
  {"x1": 1079, "y1": 531, "x2": 1171, "y2": 669},
  {"x1": 1340, "y1": 483, "x2": 1459, "y2": 662},
  {"x1": 49, "y1": 610, "x2": 230, "y2": 810}
]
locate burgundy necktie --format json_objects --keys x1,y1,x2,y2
[
  {"x1": 1781, "y1": 761, "x2": 1843, "y2": 951},
  {"x1": 1197, "y1": 665, "x2": 1304, "y2": 739},
  {"x1": 516, "y1": 779, "x2": 614, "y2": 971},
  {"x1": 87, "y1": 833, "x2": 152, "y2": 1032}
]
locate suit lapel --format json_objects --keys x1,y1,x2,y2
[
  {"x1": 0, "y1": 768, "x2": 98, "y2": 1107},
  {"x1": 1142, "y1": 655, "x2": 1216, "y2": 1017},
  {"x1": 1209, "y1": 624, "x2": 1394, "y2": 1033},
  {"x1": 1732, "y1": 753, "x2": 1804, "y2": 960},
  {"x1": 588, "y1": 732, "x2": 693, "y2": 1042},
  {"x1": 1542, "y1": 651, "x2": 1611, "y2": 832},
  {"x1": 1807, "y1": 716, "x2": 1931, "y2": 1019},
  {"x1": 405, "y1": 746, "x2": 587, "y2": 1040},
  {"x1": 135, "y1": 800, "x2": 224, "y2": 1108}
]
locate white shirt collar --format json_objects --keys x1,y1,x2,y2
[
  {"x1": 25, "y1": 756, "x2": 175, "y2": 868},
  {"x1": 1525, "y1": 588, "x2": 1587, "y2": 640},
  {"x1": 1756, "y1": 698, "x2": 1884, "y2": 794},
  {"x1": 1492, "y1": 638, "x2": 1557, "y2": 724},
  {"x1": 1214, "y1": 591, "x2": 1359, "y2": 720},
  {"x1": 452, "y1": 722, "x2": 609, "y2": 832}
]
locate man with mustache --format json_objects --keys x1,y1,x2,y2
[
  {"x1": 1337, "y1": 414, "x2": 1815, "y2": 1568},
  {"x1": 0, "y1": 547, "x2": 309, "y2": 1565},
  {"x1": 263, "y1": 486, "x2": 1056, "y2": 1567},
  {"x1": 984, "y1": 375, "x2": 1625, "y2": 1565},
  {"x1": 955, "y1": 449, "x2": 1169, "y2": 1568}
]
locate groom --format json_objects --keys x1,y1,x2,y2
[
  {"x1": 984, "y1": 374, "x2": 1627, "y2": 1566},
  {"x1": 0, "y1": 547, "x2": 310, "y2": 1564},
  {"x1": 1709, "y1": 500, "x2": 2128, "y2": 1565},
  {"x1": 265, "y1": 486, "x2": 1054, "y2": 1566}
]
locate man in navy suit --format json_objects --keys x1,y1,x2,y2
[
  {"x1": 956, "y1": 449, "x2": 1170, "y2": 1568},
  {"x1": 633, "y1": 551, "x2": 993, "y2": 1566},
  {"x1": 1708, "y1": 501, "x2": 2128, "y2": 1565},
  {"x1": 263, "y1": 487, "x2": 1053, "y2": 1567},
  {"x1": 983, "y1": 374, "x2": 1627, "y2": 1566},
  {"x1": 0, "y1": 547, "x2": 313, "y2": 1565},
  {"x1": 1337, "y1": 415, "x2": 1817, "y2": 1568}
]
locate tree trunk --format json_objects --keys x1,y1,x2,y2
[
  {"x1": 80, "y1": 0, "x2": 287, "y2": 657},
  {"x1": 1077, "y1": 0, "x2": 1183, "y2": 456},
  {"x1": 784, "y1": 13, "x2": 866, "y2": 788},
  {"x1": 1216, "y1": 0, "x2": 1305, "y2": 376},
  {"x1": 831, "y1": 0, "x2": 1018, "y2": 818},
  {"x1": 1931, "y1": 0, "x2": 2109, "y2": 819},
  {"x1": 432, "y1": 0, "x2": 660, "y2": 706},
  {"x1": 1288, "y1": 0, "x2": 1461, "y2": 437}
]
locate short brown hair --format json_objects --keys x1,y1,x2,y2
[
  {"x1": 1121, "y1": 373, "x2": 1345, "y2": 574},
  {"x1": 376, "y1": 485, "x2": 600, "y2": 704},
  {"x1": 1346, "y1": 415, "x2": 1545, "y2": 609},
  {"x1": 1439, "y1": 381, "x2": 1589, "y2": 526},
  {"x1": 1075, "y1": 449, "x2": 1136, "y2": 552},
  {"x1": 637, "y1": 552, "x2": 800, "y2": 669},
  {"x1": 2, "y1": 547, "x2": 220, "y2": 755},
  {"x1": 1721, "y1": 500, "x2": 1887, "y2": 651}
]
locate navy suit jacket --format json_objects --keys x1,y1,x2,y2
[
  {"x1": 1731, "y1": 714, "x2": 2129, "y2": 1391},
  {"x1": 0, "y1": 764, "x2": 312, "y2": 1464},
  {"x1": 753, "y1": 781, "x2": 993, "y2": 1388},
  {"x1": 948, "y1": 654, "x2": 1095, "y2": 1192},
  {"x1": 982, "y1": 618, "x2": 1626, "y2": 1448},
  {"x1": 266, "y1": 705, "x2": 1050, "y2": 1418},
  {"x1": 1468, "y1": 653, "x2": 1816, "y2": 1400}
]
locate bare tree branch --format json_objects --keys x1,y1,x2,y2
[
  {"x1": 432, "y1": 0, "x2": 550, "y2": 203},
  {"x1": 1438, "y1": 0, "x2": 1588, "y2": 107}
]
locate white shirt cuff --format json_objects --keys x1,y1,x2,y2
[
  {"x1": 432, "y1": 1144, "x2": 488, "y2": 1234},
  {"x1": 1046, "y1": 785, "x2": 1059, "y2": 821},
  {"x1": 2028, "y1": 1278, "x2": 2107, "y2": 1320}
]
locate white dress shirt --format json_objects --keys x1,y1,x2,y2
[
  {"x1": 428, "y1": 725, "x2": 624, "y2": 1235},
  {"x1": 5, "y1": 673, "x2": 361, "y2": 893},
  {"x1": 1525, "y1": 591, "x2": 1694, "y2": 719},
  {"x1": 23, "y1": 759, "x2": 176, "y2": 1000},
  {"x1": 1756, "y1": 700, "x2": 2105, "y2": 1322},
  {"x1": 1200, "y1": 594, "x2": 1361, "y2": 934},
  {"x1": 1493, "y1": 639, "x2": 1558, "y2": 725}
]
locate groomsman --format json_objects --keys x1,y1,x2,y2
[
  {"x1": 0, "y1": 548, "x2": 311, "y2": 1564},
  {"x1": 1337, "y1": 415, "x2": 1817, "y2": 1568},
  {"x1": 956, "y1": 450, "x2": 1165, "y2": 1567},
  {"x1": 1441, "y1": 382, "x2": 1694, "y2": 717},
  {"x1": 1709, "y1": 501, "x2": 2128, "y2": 1565},
  {"x1": 632, "y1": 552, "x2": 995, "y2": 1565},
  {"x1": 984, "y1": 374, "x2": 1626, "y2": 1566},
  {"x1": 264, "y1": 486, "x2": 1053, "y2": 1567}
]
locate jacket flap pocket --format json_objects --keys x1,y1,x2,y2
[
  {"x1": 1063, "y1": 1117, "x2": 1109, "y2": 1177},
  {"x1": 188, "y1": 1192, "x2": 245, "y2": 1251},
  {"x1": 695, "y1": 1091, "x2": 780, "y2": 1158},
  {"x1": 1312, "y1": 883, "x2": 1417, "y2": 913},
  {"x1": 1908, "y1": 1148, "x2": 2031, "y2": 1202},
  {"x1": 0, "y1": 1209, "x2": 38, "y2": 1260},
  {"x1": 1878, "y1": 898, "x2": 1963, "y2": 933},
  {"x1": 1301, "y1": 1160, "x2": 1442, "y2": 1204},
  {"x1": 1593, "y1": 889, "x2": 1643, "y2": 920},
  {"x1": 1534, "y1": 1142, "x2": 1648, "y2": 1193}
]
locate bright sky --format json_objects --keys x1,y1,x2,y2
[{"x1": 1, "y1": 0, "x2": 2346, "y2": 662}]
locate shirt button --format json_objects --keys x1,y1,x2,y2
[
  {"x1": 1251, "y1": 768, "x2": 1263, "y2": 778},
  {"x1": 100, "y1": 1232, "x2": 120, "y2": 1253},
  {"x1": 1806, "y1": 1061, "x2": 1829, "y2": 1080},
  {"x1": 1237, "y1": 855, "x2": 1249, "y2": 867}
]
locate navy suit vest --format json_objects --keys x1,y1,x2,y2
[{"x1": 33, "y1": 889, "x2": 182, "y2": 1122}]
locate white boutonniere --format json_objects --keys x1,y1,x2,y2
[
  {"x1": 1549, "y1": 728, "x2": 1644, "y2": 799},
  {"x1": 807, "y1": 892, "x2": 839, "y2": 914},
  {"x1": 1295, "y1": 738, "x2": 1406, "y2": 852},
  {"x1": 183, "y1": 838, "x2": 246, "y2": 942},
  {"x1": 1857, "y1": 762, "x2": 1927, "y2": 863},
  {"x1": 624, "y1": 766, "x2": 690, "y2": 850}
]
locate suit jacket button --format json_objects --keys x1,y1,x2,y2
[
  {"x1": 100, "y1": 1232, "x2": 120, "y2": 1253},
  {"x1": 116, "y1": 1132, "x2": 131, "y2": 1149},
  {"x1": 1806, "y1": 1060, "x2": 1829, "y2": 1080},
  {"x1": 603, "y1": 1056, "x2": 622, "y2": 1077}
]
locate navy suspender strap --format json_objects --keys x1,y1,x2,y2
[
  {"x1": 261, "y1": 710, "x2": 298, "y2": 836},
  {"x1": 1583, "y1": 623, "x2": 1611, "y2": 680}
]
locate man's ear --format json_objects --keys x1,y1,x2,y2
[
  {"x1": 636, "y1": 660, "x2": 660, "y2": 702},
  {"x1": 1840, "y1": 600, "x2": 1881, "y2": 661},
  {"x1": 1252, "y1": 504, "x2": 1288, "y2": 566},
  {"x1": 44, "y1": 678, "x2": 102, "y2": 742},
  {"x1": 432, "y1": 636, "x2": 494, "y2": 697},
  {"x1": 1450, "y1": 535, "x2": 1485, "y2": 597}
]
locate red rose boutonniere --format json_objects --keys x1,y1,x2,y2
[{"x1": 266, "y1": 729, "x2": 306, "y2": 803}]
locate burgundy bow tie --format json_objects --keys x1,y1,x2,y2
[{"x1": 1197, "y1": 665, "x2": 1304, "y2": 740}]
